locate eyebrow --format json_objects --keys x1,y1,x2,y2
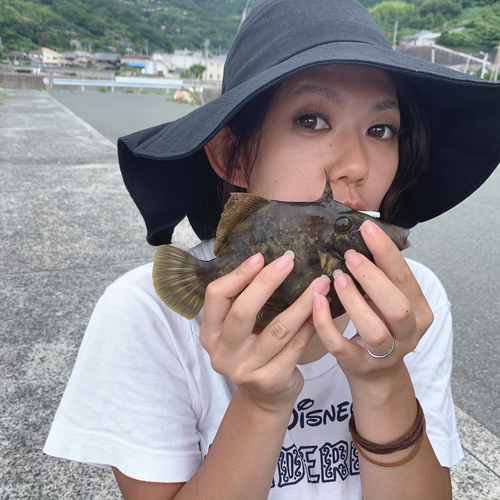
[
  {"x1": 293, "y1": 84, "x2": 399, "y2": 112},
  {"x1": 293, "y1": 84, "x2": 345, "y2": 106},
  {"x1": 372, "y1": 99, "x2": 399, "y2": 112}
]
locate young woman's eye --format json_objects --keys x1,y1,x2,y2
[
  {"x1": 297, "y1": 115, "x2": 329, "y2": 130},
  {"x1": 368, "y1": 125, "x2": 396, "y2": 139}
]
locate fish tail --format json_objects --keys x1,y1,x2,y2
[{"x1": 153, "y1": 245, "x2": 209, "y2": 320}]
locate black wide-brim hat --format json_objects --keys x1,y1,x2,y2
[{"x1": 118, "y1": 0, "x2": 500, "y2": 246}]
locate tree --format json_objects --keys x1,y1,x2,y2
[{"x1": 369, "y1": 1, "x2": 416, "y2": 40}]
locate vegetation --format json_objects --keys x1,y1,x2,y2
[
  {"x1": 0, "y1": 0, "x2": 247, "y2": 54},
  {"x1": 1, "y1": 0, "x2": 499, "y2": 56},
  {"x1": 366, "y1": 0, "x2": 500, "y2": 48}
]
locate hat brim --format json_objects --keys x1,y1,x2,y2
[{"x1": 119, "y1": 41, "x2": 500, "y2": 242}]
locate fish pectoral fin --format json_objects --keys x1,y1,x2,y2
[
  {"x1": 317, "y1": 247, "x2": 343, "y2": 276},
  {"x1": 214, "y1": 192, "x2": 269, "y2": 256}
]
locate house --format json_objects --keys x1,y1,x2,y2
[
  {"x1": 204, "y1": 55, "x2": 226, "y2": 83},
  {"x1": 28, "y1": 47, "x2": 67, "y2": 66},
  {"x1": 61, "y1": 50, "x2": 94, "y2": 67},
  {"x1": 400, "y1": 31, "x2": 441, "y2": 47},
  {"x1": 95, "y1": 53, "x2": 121, "y2": 70},
  {"x1": 153, "y1": 50, "x2": 226, "y2": 84},
  {"x1": 5, "y1": 51, "x2": 28, "y2": 64}
]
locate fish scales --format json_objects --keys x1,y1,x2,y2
[{"x1": 153, "y1": 173, "x2": 410, "y2": 327}]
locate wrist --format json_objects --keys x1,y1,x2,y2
[
  {"x1": 346, "y1": 362, "x2": 419, "y2": 445},
  {"x1": 347, "y1": 360, "x2": 411, "y2": 408},
  {"x1": 236, "y1": 386, "x2": 297, "y2": 419}
]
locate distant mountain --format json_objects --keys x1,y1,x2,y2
[{"x1": 1, "y1": 0, "x2": 499, "y2": 56}]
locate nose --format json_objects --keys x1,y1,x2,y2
[
  {"x1": 326, "y1": 133, "x2": 369, "y2": 206},
  {"x1": 327, "y1": 133, "x2": 369, "y2": 183}
]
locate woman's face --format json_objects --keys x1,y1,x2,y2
[{"x1": 244, "y1": 64, "x2": 400, "y2": 212}]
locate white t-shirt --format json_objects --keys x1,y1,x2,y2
[{"x1": 44, "y1": 239, "x2": 463, "y2": 498}]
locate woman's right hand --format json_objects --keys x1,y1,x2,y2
[{"x1": 199, "y1": 251, "x2": 330, "y2": 413}]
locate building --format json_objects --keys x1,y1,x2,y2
[
  {"x1": 153, "y1": 50, "x2": 226, "y2": 84},
  {"x1": 28, "y1": 48, "x2": 67, "y2": 66},
  {"x1": 95, "y1": 53, "x2": 121, "y2": 70},
  {"x1": 204, "y1": 55, "x2": 226, "y2": 84},
  {"x1": 400, "y1": 31, "x2": 441, "y2": 47}
]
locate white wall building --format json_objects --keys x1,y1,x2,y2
[
  {"x1": 400, "y1": 31, "x2": 441, "y2": 47},
  {"x1": 153, "y1": 50, "x2": 226, "y2": 84}
]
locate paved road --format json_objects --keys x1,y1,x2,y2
[
  {"x1": 50, "y1": 90, "x2": 200, "y2": 146},
  {"x1": 1, "y1": 89, "x2": 499, "y2": 498}
]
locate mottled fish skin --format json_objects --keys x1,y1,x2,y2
[{"x1": 153, "y1": 173, "x2": 410, "y2": 327}]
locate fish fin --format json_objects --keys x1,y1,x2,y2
[
  {"x1": 317, "y1": 247, "x2": 343, "y2": 276},
  {"x1": 316, "y1": 170, "x2": 334, "y2": 202},
  {"x1": 214, "y1": 192, "x2": 268, "y2": 256},
  {"x1": 153, "y1": 245, "x2": 208, "y2": 319},
  {"x1": 255, "y1": 303, "x2": 286, "y2": 329}
]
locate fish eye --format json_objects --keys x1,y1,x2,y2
[{"x1": 334, "y1": 217, "x2": 353, "y2": 233}]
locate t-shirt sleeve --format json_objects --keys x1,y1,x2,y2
[
  {"x1": 404, "y1": 260, "x2": 464, "y2": 468},
  {"x1": 44, "y1": 271, "x2": 204, "y2": 483}
]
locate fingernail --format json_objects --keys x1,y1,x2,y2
[
  {"x1": 362, "y1": 220, "x2": 380, "y2": 239},
  {"x1": 312, "y1": 275, "x2": 330, "y2": 294},
  {"x1": 246, "y1": 253, "x2": 262, "y2": 266},
  {"x1": 313, "y1": 293, "x2": 322, "y2": 310},
  {"x1": 333, "y1": 269, "x2": 348, "y2": 289},
  {"x1": 274, "y1": 250, "x2": 295, "y2": 270},
  {"x1": 344, "y1": 249, "x2": 362, "y2": 267}
]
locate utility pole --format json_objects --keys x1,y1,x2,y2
[
  {"x1": 204, "y1": 38, "x2": 210, "y2": 81},
  {"x1": 392, "y1": 20, "x2": 398, "y2": 49},
  {"x1": 240, "y1": 0, "x2": 251, "y2": 29},
  {"x1": 145, "y1": 39, "x2": 148, "y2": 56}
]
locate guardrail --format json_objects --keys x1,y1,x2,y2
[{"x1": 44, "y1": 78, "x2": 193, "y2": 92}]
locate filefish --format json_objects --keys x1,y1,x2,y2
[{"x1": 153, "y1": 173, "x2": 410, "y2": 328}]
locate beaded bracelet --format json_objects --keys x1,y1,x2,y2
[{"x1": 349, "y1": 398, "x2": 426, "y2": 468}]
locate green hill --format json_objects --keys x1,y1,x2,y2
[{"x1": 1, "y1": 0, "x2": 500, "y2": 55}]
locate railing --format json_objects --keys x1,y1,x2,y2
[{"x1": 44, "y1": 77, "x2": 193, "y2": 92}]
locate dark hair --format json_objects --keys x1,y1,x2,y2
[
  {"x1": 381, "y1": 73, "x2": 430, "y2": 222},
  {"x1": 221, "y1": 69, "x2": 429, "y2": 222}
]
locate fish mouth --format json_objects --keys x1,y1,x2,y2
[{"x1": 401, "y1": 229, "x2": 411, "y2": 249}]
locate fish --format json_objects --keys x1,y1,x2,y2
[{"x1": 153, "y1": 172, "x2": 410, "y2": 328}]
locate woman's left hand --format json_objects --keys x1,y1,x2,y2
[{"x1": 313, "y1": 219, "x2": 434, "y2": 383}]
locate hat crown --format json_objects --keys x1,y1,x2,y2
[{"x1": 222, "y1": 0, "x2": 392, "y2": 93}]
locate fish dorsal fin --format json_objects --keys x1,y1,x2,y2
[
  {"x1": 214, "y1": 192, "x2": 269, "y2": 256},
  {"x1": 317, "y1": 170, "x2": 334, "y2": 202}
]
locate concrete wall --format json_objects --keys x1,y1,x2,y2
[{"x1": 0, "y1": 73, "x2": 46, "y2": 90}]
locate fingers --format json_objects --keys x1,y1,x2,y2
[
  {"x1": 200, "y1": 251, "x2": 332, "y2": 411},
  {"x1": 314, "y1": 220, "x2": 434, "y2": 365},
  {"x1": 252, "y1": 275, "x2": 331, "y2": 365},
  {"x1": 342, "y1": 250, "x2": 416, "y2": 343},
  {"x1": 201, "y1": 250, "x2": 329, "y2": 356},
  {"x1": 222, "y1": 250, "x2": 296, "y2": 340},
  {"x1": 201, "y1": 252, "x2": 266, "y2": 331},
  {"x1": 359, "y1": 221, "x2": 433, "y2": 327}
]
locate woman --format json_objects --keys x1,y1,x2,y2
[{"x1": 44, "y1": 0, "x2": 500, "y2": 498}]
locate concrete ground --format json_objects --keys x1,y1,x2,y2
[{"x1": 1, "y1": 89, "x2": 499, "y2": 498}]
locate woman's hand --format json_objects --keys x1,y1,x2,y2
[
  {"x1": 313, "y1": 220, "x2": 434, "y2": 384},
  {"x1": 200, "y1": 251, "x2": 330, "y2": 412}
]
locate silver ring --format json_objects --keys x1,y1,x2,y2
[{"x1": 367, "y1": 337, "x2": 395, "y2": 359}]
